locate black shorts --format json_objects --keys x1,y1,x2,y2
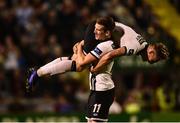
[{"x1": 85, "y1": 88, "x2": 115, "y2": 122}]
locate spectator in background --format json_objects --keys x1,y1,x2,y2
[
  {"x1": 109, "y1": 98, "x2": 122, "y2": 114},
  {"x1": 58, "y1": 0, "x2": 79, "y2": 54},
  {"x1": 35, "y1": 93, "x2": 55, "y2": 113},
  {"x1": 0, "y1": 43, "x2": 5, "y2": 65},
  {"x1": 48, "y1": 34, "x2": 63, "y2": 59},
  {"x1": 123, "y1": 72, "x2": 144, "y2": 114},
  {"x1": 4, "y1": 35, "x2": 20, "y2": 70},
  {"x1": 11, "y1": 69, "x2": 25, "y2": 97},
  {"x1": 55, "y1": 94, "x2": 74, "y2": 113},
  {"x1": 169, "y1": 0, "x2": 180, "y2": 13},
  {"x1": 0, "y1": 67, "x2": 11, "y2": 98},
  {"x1": 123, "y1": 90, "x2": 142, "y2": 114},
  {"x1": 75, "y1": 84, "x2": 89, "y2": 112},
  {"x1": 43, "y1": 9, "x2": 59, "y2": 36},
  {"x1": 15, "y1": 0, "x2": 34, "y2": 32},
  {"x1": 156, "y1": 81, "x2": 176, "y2": 111},
  {"x1": 25, "y1": 13, "x2": 42, "y2": 43}
]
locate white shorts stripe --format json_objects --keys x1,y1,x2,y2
[{"x1": 85, "y1": 116, "x2": 108, "y2": 122}]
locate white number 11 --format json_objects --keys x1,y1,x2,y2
[{"x1": 93, "y1": 104, "x2": 101, "y2": 113}]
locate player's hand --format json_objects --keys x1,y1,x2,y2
[
  {"x1": 80, "y1": 40, "x2": 84, "y2": 46},
  {"x1": 90, "y1": 66, "x2": 96, "y2": 73},
  {"x1": 73, "y1": 40, "x2": 84, "y2": 54},
  {"x1": 73, "y1": 42, "x2": 80, "y2": 54},
  {"x1": 77, "y1": 40, "x2": 84, "y2": 52},
  {"x1": 90, "y1": 65, "x2": 101, "y2": 73}
]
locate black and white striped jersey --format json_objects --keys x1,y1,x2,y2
[{"x1": 89, "y1": 40, "x2": 115, "y2": 91}]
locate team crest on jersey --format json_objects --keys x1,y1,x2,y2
[{"x1": 94, "y1": 47, "x2": 102, "y2": 56}]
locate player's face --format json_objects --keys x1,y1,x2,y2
[
  {"x1": 94, "y1": 23, "x2": 107, "y2": 40},
  {"x1": 147, "y1": 45, "x2": 158, "y2": 64}
]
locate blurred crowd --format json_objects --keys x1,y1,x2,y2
[
  {"x1": 169, "y1": 0, "x2": 180, "y2": 13},
  {"x1": 0, "y1": 0, "x2": 179, "y2": 115}
]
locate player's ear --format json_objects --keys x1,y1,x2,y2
[{"x1": 106, "y1": 31, "x2": 110, "y2": 36}]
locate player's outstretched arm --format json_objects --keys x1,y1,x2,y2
[{"x1": 91, "y1": 46, "x2": 126, "y2": 72}]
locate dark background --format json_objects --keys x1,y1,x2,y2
[{"x1": 0, "y1": 0, "x2": 179, "y2": 120}]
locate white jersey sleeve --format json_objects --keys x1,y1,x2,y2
[{"x1": 90, "y1": 41, "x2": 114, "y2": 59}]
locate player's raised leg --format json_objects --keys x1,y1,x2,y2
[{"x1": 26, "y1": 57, "x2": 75, "y2": 92}]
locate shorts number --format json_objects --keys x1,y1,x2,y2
[{"x1": 93, "y1": 104, "x2": 101, "y2": 113}]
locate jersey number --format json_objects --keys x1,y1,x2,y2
[
  {"x1": 93, "y1": 104, "x2": 101, "y2": 113},
  {"x1": 127, "y1": 49, "x2": 134, "y2": 55},
  {"x1": 136, "y1": 35, "x2": 146, "y2": 44}
]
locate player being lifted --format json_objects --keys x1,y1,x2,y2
[
  {"x1": 90, "y1": 22, "x2": 169, "y2": 72},
  {"x1": 26, "y1": 17, "x2": 169, "y2": 91}
]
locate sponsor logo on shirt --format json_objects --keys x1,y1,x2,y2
[{"x1": 94, "y1": 47, "x2": 102, "y2": 56}]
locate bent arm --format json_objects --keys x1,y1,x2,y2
[
  {"x1": 75, "y1": 42, "x2": 97, "y2": 71},
  {"x1": 91, "y1": 46, "x2": 126, "y2": 72}
]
